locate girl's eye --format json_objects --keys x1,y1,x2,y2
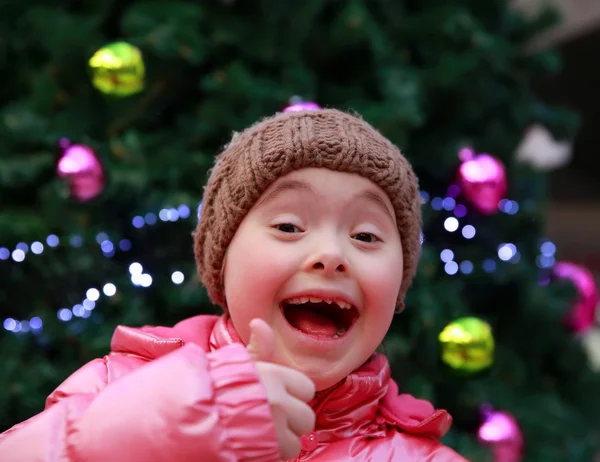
[
  {"x1": 353, "y1": 232, "x2": 379, "y2": 243},
  {"x1": 274, "y1": 223, "x2": 301, "y2": 233}
]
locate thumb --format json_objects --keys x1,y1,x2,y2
[{"x1": 247, "y1": 318, "x2": 275, "y2": 362}]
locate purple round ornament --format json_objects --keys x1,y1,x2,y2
[
  {"x1": 283, "y1": 101, "x2": 321, "y2": 112},
  {"x1": 553, "y1": 261, "x2": 599, "y2": 334},
  {"x1": 457, "y1": 148, "x2": 507, "y2": 215},
  {"x1": 478, "y1": 407, "x2": 523, "y2": 462},
  {"x1": 57, "y1": 143, "x2": 105, "y2": 202}
]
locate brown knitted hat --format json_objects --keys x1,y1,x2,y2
[{"x1": 194, "y1": 109, "x2": 421, "y2": 312}]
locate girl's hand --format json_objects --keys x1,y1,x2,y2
[{"x1": 247, "y1": 318, "x2": 316, "y2": 461}]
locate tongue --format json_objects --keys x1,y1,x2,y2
[{"x1": 286, "y1": 306, "x2": 339, "y2": 337}]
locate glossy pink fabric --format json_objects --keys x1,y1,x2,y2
[{"x1": 0, "y1": 315, "x2": 467, "y2": 461}]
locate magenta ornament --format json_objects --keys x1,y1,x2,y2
[
  {"x1": 478, "y1": 408, "x2": 524, "y2": 462},
  {"x1": 553, "y1": 261, "x2": 599, "y2": 334},
  {"x1": 457, "y1": 147, "x2": 507, "y2": 215},
  {"x1": 283, "y1": 101, "x2": 321, "y2": 112},
  {"x1": 57, "y1": 142, "x2": 105, "y2": 202}
]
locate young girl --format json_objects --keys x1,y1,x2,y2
[{"x1": 0, "y1": 109, "x2": 467, "y2": 461}]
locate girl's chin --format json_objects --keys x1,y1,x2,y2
[{"x1": 274, "y1": 350, "x2": 357, "y2": 390}]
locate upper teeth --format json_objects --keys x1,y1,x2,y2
[{"x1": 285, "y1": 296, "x2": 353, "y2": 310}]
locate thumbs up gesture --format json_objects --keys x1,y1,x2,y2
[{"x1": 247, "y1": 319, "x2": 316, "y2": 460}]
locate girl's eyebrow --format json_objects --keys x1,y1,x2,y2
[
  {"x1": 256, "y1": 180, "x2": 315, "y2": 207},
  {"x1": 352, "y1": 190, "x2": 395, "y2": 221},
  {"x1": 257, "y1": 179, "x2": 394, "y2": 221}
]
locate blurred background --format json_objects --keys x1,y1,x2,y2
[
  {"x1": 526, "y1": 0, "x2": 600, "y2": 379},
  {"x1": 1, "y1": 0, "x2": 599, "y2": 461}
]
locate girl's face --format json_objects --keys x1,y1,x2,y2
[{"x1": 223, "y1": 168, "x2": 403, "y2": 391}]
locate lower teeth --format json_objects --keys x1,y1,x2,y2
[{"x1": 333, "y1": 329, "x2": 346, "y2": 338}]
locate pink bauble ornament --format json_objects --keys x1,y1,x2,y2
[
  {"x1": 553, "y1": 262, "x2": 599, "y2": 334},
  {"x1": 57, "y1": 141, "x2": 105, "y2": 202},
  {"x1": 478, "y1": 407, "x2": 524, "y2": 462},
  {"x1": 457, "y1": 148, "x2": 507, "y2": 214},
  {"x1": 283, "y1": 101, "x2": 321, "y2": 112}
]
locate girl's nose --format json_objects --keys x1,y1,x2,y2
[{"x1": 305, "y1": 246, "x2": 349, "y2": 278}]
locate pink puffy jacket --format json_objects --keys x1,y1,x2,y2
[{"x1": 0, "y1": 315, "x2": 467, "y2": 461}]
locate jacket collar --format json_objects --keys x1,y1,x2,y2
[{"x1": 111, "y1": 314, "x2": 451, "y2": 440}]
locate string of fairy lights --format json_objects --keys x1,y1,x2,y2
[{"x1": 1, "y1": 193, "x2": 557, "y2": 335}]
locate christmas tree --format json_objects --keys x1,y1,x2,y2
[{"x1": 1, "y1": 1, "x2": 599, "y2": 460}]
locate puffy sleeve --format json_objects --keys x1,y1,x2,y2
[{"x1": 0, "y1": 343, "x2": 280, "y2": 462}]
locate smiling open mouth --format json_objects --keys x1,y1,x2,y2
[{"x1": 281, "y1": 297, "x2": 359, "y2": 338}]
